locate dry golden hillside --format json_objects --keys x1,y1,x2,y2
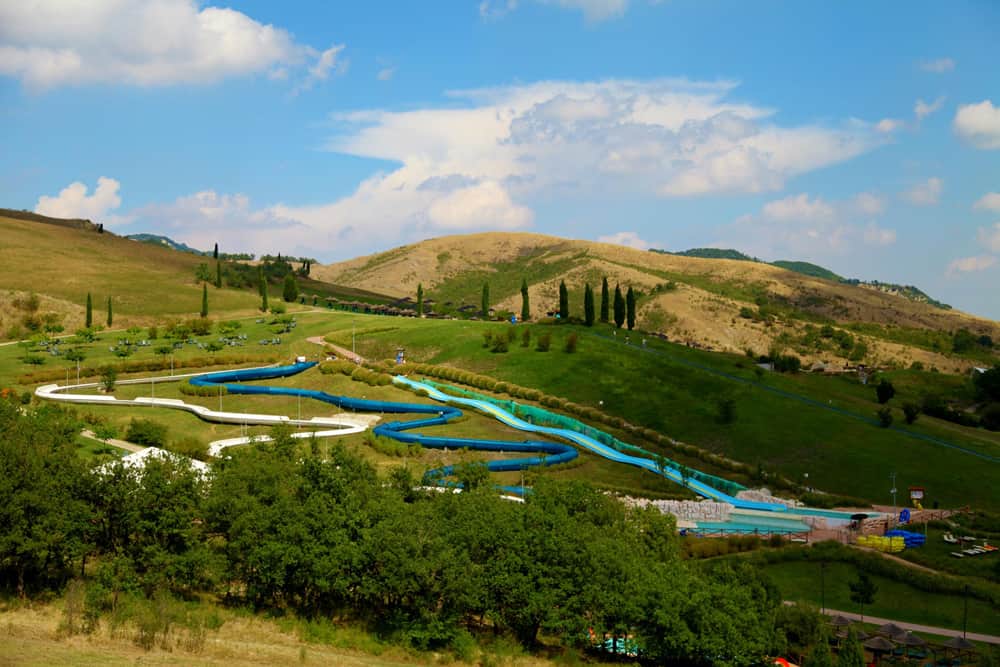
[{"x1": 314, "y1": 232, "x2": 1000, "y2": 370}]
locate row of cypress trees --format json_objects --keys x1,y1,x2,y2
[{"x1": 468, "y1": 276, "x2": 637, "y2": 329}]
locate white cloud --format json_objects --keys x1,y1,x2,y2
[
  {"x1": 377, "y1": 67, "x2": 396, "y2": 81},
  {"x1": 954, "y1": 100, "x2": 1000, "y2": 149},
  {"x1": 293, "y1": 43, "x2": 347, "y2": 94},
  {"x1": 863, "y1": 223, "x2": 896, "y2": 246},
  {"x1": 948, "y1": 255, "x2": 996, "y2": 276},
  {"x1": 920, "y1": 58, "x2": 955, "y2": 73},
  {"x1": 902, "y1": 177, "x2": 943, "y2": 206},
  {"x1": 722, "y1": 191, "x2": 894, "y2": 258},
  {"x1": 914, "y1": 96, "x2": 945, "y2": 121},
  {"x1": 426, "y1": 181, "x2": 533, "y2": 229},
  {"x1": 596, "y1": 231, "x2": 651, "y2": 250},
  {"x1": 35, "y1": 177, "x2": 123, "y2": 222},
  {"x1": 480, "y1": 0, "x2": 628, "y2": 21},
  {"x1": 876, "y1": 118, "x2": 903, "y2": 133},
  {"x1": 0, "y1": 0, "x2": 336, "y2": 91},
  {"x1": 132, "y1": 191, "x2": 313, "y2": 257},
  {"x1": 978, "y1": 222, "x2": 1000, "y2": 253},
  {"x1": 973, "y1": 192, "x2": 1000, "y2": 213}
]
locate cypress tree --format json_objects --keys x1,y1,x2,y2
[
  {"x1": 520, "y1": 278, "x2": 530, "y2": 321},
  {"x1": 600, "y1": 276, "x2": 609, "y2": 322},
  {"x1": 558, "y1": 280, "x2": 569, "y2": 319},
  {"x1": 200, "y1": 283, "x2": 208, "y2": 318},
  {"x1": 584, "y1": 283, "x2": 595, "y2": 326},
  {"x1": 417, "y1": 283, "x2": 424, "y2": 317},
  {"x1": 481, "y1": 282, "x2": 490, "y2": 318},
  {"x1": 283, "y1": 273, "x2": 298, "y2": 302},
  {"x1": 106, "y1": 296, "x2": 113, "y2": 328},
  {"x1": 626, "y1": 286, "x2": 636, "y2": 330},
  {"x1": 85, "y1": 293, "x2": 92, "y2": 328},
  {"x1": 259, "y1": 266, "x2": 268, "y2": 312},
  {"x1": 215, "y1": 261, "x2": 222, "y2": 288},
  {"x1": 213, "y1": 242, "x2": 218, "y2": 260},
  {"x1": 613, "y1": 284, "x2": 625, "y2": 329}
]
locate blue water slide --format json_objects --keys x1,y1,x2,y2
[{"x1": 191, "y1": 363, "x2": 784, "y2": 511}]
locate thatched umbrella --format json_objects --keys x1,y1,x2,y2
[
  {"x1": 942, "y1": 636, "x2": 975, "y2": 651},
  {"x1": 830, "y1": 615, "x2": 852, "y2": 627},
  {"x1": 836, "y1": 628, "x2": 870, "y2": 641},
  {"x1": 899, "y1": 633, "x2": 926, "y2": 647},
  {"x1": 878, "y1": 622, "x2": 907, "y2": 639},
  {"x1": 864, "y1": 635, "x2": 897, "y2": 664}
]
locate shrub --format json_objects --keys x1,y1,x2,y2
[
  {"x1": 536, "y1": 332, "x2": 551, "y2": 352},
  {"x1": 520, "y1": 328, "x2": 531, "y2": 347},
  {"x1": 875, "y1": 379, "x2": 895, "y2": 404},
  {"x1": 902, "y1": 402, "x2": 920, "y2": 425},
  {"x1": 982, "y1": 403, "x2": 1000, "y2": 432},
  {"x1": 482, "y1": 331, "x2": 493, "y2": 348},
  {"x1": 876, "y1": 407, "x2": 893, "y2": 428},
  {"x1": 564, "y1": 332, "x2": 578, "y2": 353},
  {"x1": 773, "y1": 354, "x2": 802, "y2": 373},
  {"x1": 126, "y1": 418, "x2": 169, "y2": 447},
  {"x1": 490, "y1": 337, "x2": 509, "y2": 353}
]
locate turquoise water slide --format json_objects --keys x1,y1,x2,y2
[{"x1": 191, "y1": 362, "x2": 785, "y2": 511}]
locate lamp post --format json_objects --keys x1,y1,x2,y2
[{"x1": 890, "y1": 472, "x2": 897, "y2": 525}]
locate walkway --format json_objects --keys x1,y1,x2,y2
[
  {"x1": 80, "y1": 429, "x2": 143, "y2": 453},
  {"x1": 306, "y1": 336, "x2": 365, "y2": 364},
  {"x1": 816, "y1": 607, "x2": 999, "y2": 644}
]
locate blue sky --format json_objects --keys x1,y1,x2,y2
[{"x1": 2, "y1": 1, "x2": 999, "y2": 318}]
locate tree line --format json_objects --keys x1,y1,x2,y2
[{"x1": 1, "y1": 398, "x2": 787, "y2": 665}]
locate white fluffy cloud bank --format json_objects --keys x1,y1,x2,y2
[
  {"x1": 0, "y1": 0, "x2": 337, "y2": 90},
  {"x1": 948, "y1": 255, "x2": 996, "y2": 276},
  {"x1": 35, "y1": 177, "x2": 123, "y2": 222},
  {"x1": 596, "y1": 231, "x2": 652, "y2": 250},
  {"x1": 954, "y1": 100, "x2": 1000, "y2": 149},
  {"x1": 974, "y1": 193, "x2": 1000, "y2": 213}
]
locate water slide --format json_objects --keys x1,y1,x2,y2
[{"x1": 192, "y1": 362, "x2": 785, "y2": 511}]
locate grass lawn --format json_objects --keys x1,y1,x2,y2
[
  {"x1": 761, "y1": 560, "x2": 1000, "y2": 635},
  {"x1": 897, "y1": 526, "x2": 1000, "y2": 583}
]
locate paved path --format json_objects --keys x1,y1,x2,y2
[
  {"x1": 80, "y1": 429, "x2": 143, "y2": 453},
  {"x1": 307, "y1": 336, "x2": 365, "y2": 364},
  {"x1": 815, "y1": 606, "x2": 999, "y2": 644}
]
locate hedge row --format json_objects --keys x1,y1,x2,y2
[
  {"x1": 392, "y1": 362, "x2": 801, "y2": 493},
  {"x1": 319, "y1": 360, "x2": 394, "y2": 387},
  {"x1": 19, "y1": 354, "x2": 278, "y2": 385}
]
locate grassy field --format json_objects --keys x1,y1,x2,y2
[
  {"x1": 6, "y1": 308, "x2": 997, "y2": 509},
  {"x1": 316, "y1": 314, "x2": 1000, "y2": 510},
  {"x1": 896, "y1": 526, "x2": 1000, "y2": 582},
  {"x1": 761, "y1": 560, "x2": 1000, "y2": 635}
]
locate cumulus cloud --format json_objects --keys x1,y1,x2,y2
[
  {"x1": 293, "y1": 43, "x2": 347, "y2": 94},
  {"x1": 131, "y1": 191, "x2": 313, "y2": 257},
  {"x1": 427, "y1": 181, "x2": 533, "y2": 229},
  {"x1": 876, "y1": 118, "x2": 903, "y2": 133},
  {"x1": 954, "y1": 100, "x2": 1000, "y2": 149},
  {"x1": 973, "y1": 192, "x2": 1000, "y2": 213},
  {"x1": 902, "y1": 177, "x2": 943, "y2": 206},
  {"x1": 978, "y1": 222, "x2": 1000, "y2": 253},
  {"x1": 914, "y1": 96, "x2": 945, "y2": 121},
  {"x1": 596, "y1": 231, "x2": 652, "y2": 250},
  {"x1": 35, "y1": 177, "x2": 123, "y2": 222},
  {"x1": 0, "y1": 0, "x2": 339, "y2": 91},
  {"x1": 722, "y1": 191, "x2": 894, "y2": 258},
  {"x1": 947, "y1": 255, "x2": 996, "y2": 276}
]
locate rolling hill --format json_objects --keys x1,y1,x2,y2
[{"x1": 313, "y1": 232, "x2": 1000, "y2": 371}]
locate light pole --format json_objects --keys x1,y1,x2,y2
[
  {"x1": 963, "y1": 584, "x2": 969, "y2": 638},
  {"x1": 890, "y1": 472, "x2": 898, "y2": 525},
  {"x1": 820, "y1": 561, "x2": 826, "y2": 614}
]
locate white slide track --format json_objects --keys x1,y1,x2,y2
[{"x1": 35, "y1": 367, "x2": 375, "y2": 455}]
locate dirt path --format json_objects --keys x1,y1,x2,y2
[
  {"x1": 80, "y1": 429, "x2": 143, "y2": 453},
  {"x1": 306, "y1": 336, "x2": 365, "y2": 364}
]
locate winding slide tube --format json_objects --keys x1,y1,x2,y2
[{"x1": 192, "y1": 362, "x2": 785, "y2": 511}]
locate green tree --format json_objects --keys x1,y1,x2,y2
[
  {"x1": 481, "y1": 281, "x2": 490, "y2": 318},
  {"x1": 258, "y1": 266, "x2": 268, "y2": 312},
  {"x1": 106, "y1": 297, "x2": 113, "y2": 328},
  {"x1": 600, "y1": 276, "x2": 609, "y2": 322},
  {"x1": 847, "y1": 572, "x2": 877, "y2": 622},
  {"x1": 213, "y1": 242, "x2": 218, "y2": 260},
  {"x1": 626, "y1": 286, "x2": 636, "y2": 330},
  {"x1": 876, "y1": 406, "x2": 893, "y2": 428},
  {"x1": 85, "y1": 293, "x2": 92, "y2": 328},
  {"x1": 558, "y1": 280, "x2": 569, "y2": 319},
  {"x1": 803, "y1": 641, "x2": 834, "y2": 667},
  {"x1": 454, "y1": 461, "x2": 490, "y2": 491},
  {"x1": 282, "y1": 273, "x2": 298, "y2": 303},
  {"x1": 613, "y1": 284, "x2": 625, "y2": 329},
  {"x1": 875, "y1": 379, "x2": 895, "y2": 404},
  {"x1": 973, "y1": 364, "x2": 1000, "y2": 402},
  {"x1": 416, "y1": 283, "x2": 424, "y2": 317},
  {"x1": 215, "y1": 260, "x2": 222, "y2": 288},
  {"x1": 836, "y1": 628, "x2": 865, "y2": 667},
  {"x1": 100, "y1": 365, "x2": 117, "y2": 393},
  {"x1": 583, "y1": 283, "x2": 595, "y2": 326},
  {"x1": 520, "y1": 278, "x2": 530, "y2": 321},
  {"x1": 200, "y1": 283, "x2": 208, "y2": 318},
  {"x1": 902, "y1": 402, "x2": 920, "y2": 424}
]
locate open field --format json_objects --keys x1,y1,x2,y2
[{"x1": 762, "y1": 559, "x2": 1000, "y2": 635}]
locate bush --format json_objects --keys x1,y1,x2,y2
[
  {"x1": 482, "y1": 331, "x2": 493, "y2": 348},
  {"x1": 536, "y1": 332, "x2": 551, "y2": 352},
  {"x1": 902, "y1": 402, "x2": 920, "y2": 425},
  {"x1": 125, "y1": 418, "x2": 169, "y2": 447},
  {"x1": 875, "y1": 379, "x2": 896, "y2": 404},
  {"x1": 982, "y1": 403, "x2": 1000, "y2": 432},
  {"x1": 773, "y1": 354, "x2": 801, "y2": 373},
  {"x1": 520, "y1": 328, "x2": 531, "y2": 347},
  {"x1": 876, "y1": 407, "x2": 893, "y2": 428},
  {"x1": 490, "y1": 337, "x2": 508, "y2": 353},
  {"x1": 564, "y1": 332, "x2": 578, "y2": 353}
]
